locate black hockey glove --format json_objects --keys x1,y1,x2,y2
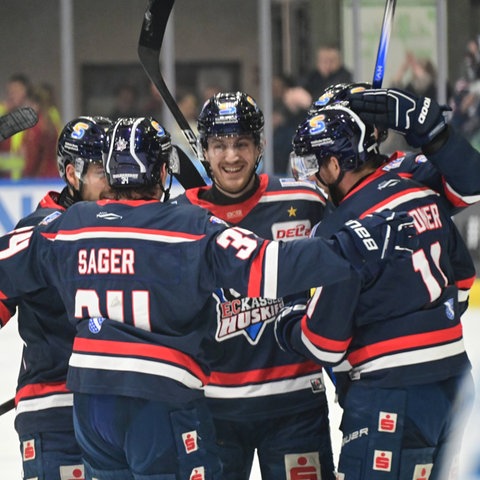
[
  {"x1": 274, "y1": 300, "x2": 307, "y2": 353},
  {"x1": 347, "y1": 88, "x2": 450, "y2": 148},
  {"x1": 332, "y1": 210, "x2": 418, "y2": 287}
]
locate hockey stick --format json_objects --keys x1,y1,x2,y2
[
  {"x1": 0, "y1": 106, "x2": 38, "y2": 142},
  {"x1": 0, "y1": 397, "x2": 14, "y2": 416},
  {"x1": 372, "y1": 0, "x2": 397, "y2": 88},
  {"x1": 138, "y1": 0, "x2": 207, "y2": 188}
]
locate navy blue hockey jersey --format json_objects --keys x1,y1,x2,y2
[
  {"x1": 0, "y1": 191, "x2": 73, "y2": 436},
  {"x1": 382, "y1": 128, "x2": 480, "y2": 212},
  {"x1": 175, "y1": 174, "x2": 331, "y2": 419},
  {"x1": 0, "y1": 198, "x2": 357, "y2": 405},
  {"x1": 283, "y1": 168, "x2": 476, "y2": 404}
]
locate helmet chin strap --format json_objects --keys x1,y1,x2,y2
[
  {"x1": 160, "y1": 171, "x2": 173, "y2": 202},
  {"x1": 317, "y1": 168, "x2": 345, "y2": 207}
]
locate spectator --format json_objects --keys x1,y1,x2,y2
[
  {"x1": 109, "y1": 83, "x2": 141, "y2": 119},
  {"x1": 450, "y1": 36, "x2": 480, "y2": 145},
  {"x1": 0, "y1": 73, "x2": 33, "y2": 178},
  {"x1": 143, "y1": 80, "x2": 164, "y2": 118},
  {"x1": 300, "y1": 45, "x2": 352, "y2": 100},
  {"x1": 272, "y1": 74, "x2": 294, "y2": 129},
  {"x1": 391, "y1": 51, "x2": 439, "y2": 99},
  {"x1": 273, "y1": 85, "x2": 312, "y2": 175},
  {"x1": 22, "y1": 84, "x2": 60, "y2": 178},
  {"x1": 40, "y1": 82, "x2": 62, "y2": 133}
]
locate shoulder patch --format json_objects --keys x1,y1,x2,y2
[
  {"x1": 209, "y1": 215, "x2": 229, "y2": 226},
  {"x1": 39, "y1": 210, "x2": 62, "y2": 226},
  {"x1": 279, "y1": 178, "x2": 317, "y2": 189},
  {"x1": 414, "y1": 154, "x2": 428, "y2": 164},
  {"x1": 382, "y1": 156, "x2": 405, "y2": 171}
]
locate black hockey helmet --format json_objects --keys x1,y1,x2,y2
[
  {"x1": 308, "y1": 82, "x2": 372, "y2": 114},
  {"x1": 57, "y1": 116, "x2": 112, "y2": 181},
  {"x1": 308, "y1": 82, "x2": 388, "y2": 144},
  {"x1": 197, "y1": 91, "x2": 264, "y2": 149},
  {"x1": 197, "y1": 91, "x2": 265, "y2": 175},
  {"x1": 290, "y1": 104, "x2": 379, "y2": 181},
  {"x1": 103, "y1": 117, "x2": 172, "y2": 188}
]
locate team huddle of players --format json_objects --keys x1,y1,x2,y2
[{"x1": 2, "y1": 83, "x2": 480, "y2": 480}]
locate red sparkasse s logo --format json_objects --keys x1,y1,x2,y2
[
  {"x1": 378, "y1": 411, "x2": 397, "y2": 432},
  {"x1": 373, "y1": 450, "x2": 392, "y2": 471}
]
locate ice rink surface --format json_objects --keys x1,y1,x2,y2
[{"x1": 0, "y1": 307, "x2": 478, "y2": 479}]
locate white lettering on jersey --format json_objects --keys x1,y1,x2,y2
[
  {"x1": 408, "y1": 204, "x2": 442, "y2": 233},
  {"x1": 271, "y1": 220, "x2": 311, "y2": 241},
  {"x1": 213, "y1": 289, "x2": 284, "y2": 344},
  {"x1": 0, "y1": 227, "x2": 33, "y2": 260},
  {"x1": 342, "y1": 427, "x2": 369, "y2": 446},
  {"x1": 78, "y1": 248, "x2": 135, "y2": 274}
]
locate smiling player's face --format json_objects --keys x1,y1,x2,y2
[{"x1": 204, "y1": 134, "x2": 261, "y2": 197}]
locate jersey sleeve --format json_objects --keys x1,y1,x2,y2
[
  {"x1": 0, "y1": 226, "x2": 52, "y2": 300},
  {"x1": 425, "y1": 128, "x2": 480, "y2": 212},
  {"x1": 285, "y1": 277, "x2": 361, "y2": 367},
  {"x1": 205, "y1": 221, "x2": 357, "y2": 300}
]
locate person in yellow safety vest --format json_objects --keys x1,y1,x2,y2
[{"x1": 0, "y1": 73, "x2": 33, "y2": 179}]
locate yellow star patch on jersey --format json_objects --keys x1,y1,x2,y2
[{"x1": 287, "y1": 206, "x2": 297, "y2": 217}]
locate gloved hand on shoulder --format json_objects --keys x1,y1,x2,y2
[
  {"x1": 332, "y1": 210, "x2": 418, "y2": 287},
  {"x1": 347, "y1": 87, "x2": 450, "y2": 149},
  {"x1": 274, "y1": 300, "x2": 307, "y2": 353}
]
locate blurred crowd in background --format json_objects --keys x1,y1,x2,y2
[{"x1": 2, "y1": 35, "x2": 480, "y2": 180}]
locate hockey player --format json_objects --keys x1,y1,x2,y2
[
  {"x1": 0, "y1": 117, "x2": 416, "y2": 480},
  {"x1": 172, "y1": 91, "x2": 336, "y2": 480},
  {"x1": 307, "y1": 82, "x2": 480, "y2": 212},
  {"x1": 0, "y1": 116, "x2": 112, "y2": 480},
  {"x1": 276, "y1": 102, "x2": 477, "y2": 479}
]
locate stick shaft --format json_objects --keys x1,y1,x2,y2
[
  {"x1": 0, "y1": 398, "x2": 14, "y2": 416},
  {"x1": 372, "y1": 0, "x2": 397, "y2": 88},
  {"x1": 138, "y1": 0, "x2": 206, "y2": 188}
]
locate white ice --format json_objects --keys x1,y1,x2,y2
[{"x1": 1, "y1": 307, "x2": 479, "y2": 479}]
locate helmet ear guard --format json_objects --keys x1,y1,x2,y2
[{"x1": 57, "y1": 116, "x2": 113, "y2": 182}]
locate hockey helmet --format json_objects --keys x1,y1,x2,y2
[
  {"x1": 309, "y1": 82, "x2": 388, "y2": 144},
  {"x1": 57, "y1": 116, "x2": 112, "y2": 181},
  {"x1": 103, "y1": 117, "x2": 172, "y2": 188},
  {"x1": 290, "y1": 104, "x2": 379, "y2": 181},
  {"x1": 308, "y1": 82, "x2": 372, "y2": 114},
  {"x1": 197, "y1": 91, "x2": 265, "y2": 150}
]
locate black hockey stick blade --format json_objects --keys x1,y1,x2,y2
[
  {"x1": 0, "y1": 397, "x2": 15, "y2": 416},
  {"x1": 372, "y1": 0, "x2": 397, "y2": 88},
  {"x1": 138, "y1": 0, "x2": 206, "y2": 188},
  {"x1": 0, "y1": 106, "x2": 38, "y2": 142}
]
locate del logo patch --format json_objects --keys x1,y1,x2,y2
[{"x1": 284, "y1": 452, "x2": 321, "y2": 480}]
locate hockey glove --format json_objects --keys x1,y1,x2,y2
[
  {"x1": 347, "y1": 88, "x2": 450, "y2": 148},
  {"x1": 274, "y1": 301, "x2": 307, "y2": 353},
  {"x1": 332, "y1": 210, "x2": 418, "y2": 286}
]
